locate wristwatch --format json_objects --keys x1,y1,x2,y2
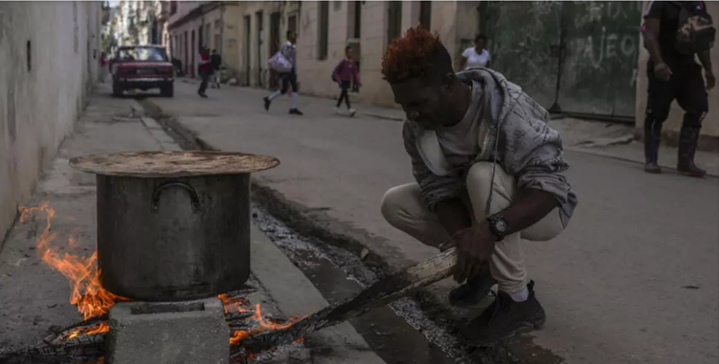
[{"x1": 486, "y1": 214, "x2": 510, "y2": 241}]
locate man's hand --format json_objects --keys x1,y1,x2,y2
[
  {"x1": 706, "y1": 71, "x2": 716, "y2": 91},
  {"x1": 654, "y1": 62, "x2": 672, "y2": 81},
  {"x1": 451, "y1": 223, "x2": 497, "y2": 283}
]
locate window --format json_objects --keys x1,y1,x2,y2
[
  {"x1": 419, "y1": 1, "x2": 431, "y2": 30},
  {"x1": 387, "y1": 2, "x2": 402, "y2": 43},
  {"x1": 318, "y1": 1, "x2": 329, "y2": 60},
  {"x1": 170, "y1": 1, "x2": 177, "y2": 15},
  {"x1": 205, "y1": 24, "x2": 211, "y2": 47},
  {"x1": 353, "y1": 1, "x2": 362, "y2": 39},
  {"x1": 288, "y1": 14, "x2": 298, "y2": 36},
  {"x1": 117, "y1": 47, "x2": 168, "y2": 62},
  {"x1": 215, "y1": 19, "x2": 221, "y2": 30},
  {"x1": 26, "y1": 40, "x2": 31, "y2": 72}
]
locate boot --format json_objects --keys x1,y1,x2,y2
[
  {"x1": 677, "y1": 127, "x2": 706, "y2": 177},
  {"x1": 644, "y1": 122, "x2": 662, "y2": 174}
]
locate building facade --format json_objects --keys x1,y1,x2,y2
[
  {"x1": 292, "y1": 1, "x2": 478, "y2": 107},
  {"x1": 0, "y1": 1, "x2": 103, "y2": 249},
  {"x1": 168, "y1": 1, "x2": 242, "y2": 80}
]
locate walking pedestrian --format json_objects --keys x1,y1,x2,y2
[
  {"x1": 263, "y1": 30, "x2": 303, "y2": 115},
  {"x1": 642, "y1": 1, "x2": 715, "y2": 176},
  {"x1": 333, "y1": 46, "x2": 362, "y2": 117},
  {"x1": 100, "y1": 52, "x2": 108, "y2": 83},
  {"x1": 459, "y1": 34, "x2": 491, "y2": 71},
  {"x1": 211, "y1": 49, "x2": 222, "y2": 89},
  {"x1": 380, "y1": 27, "x2": 577, "y2": 346},
  {"x1": 198, "y1": 47, "x2": 211, "y2": 98}
]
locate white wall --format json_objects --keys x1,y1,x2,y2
[{"x1": 0, "y1": 2, "x2": 101, "y2": 248}]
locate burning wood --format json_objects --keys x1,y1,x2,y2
[{"x1": 6, "y1": 202, "x2": 456, "y2": 363}]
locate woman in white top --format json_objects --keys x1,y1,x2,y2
[{"x1": 459, "y1": 34, "x2": 491, "y2": 70}]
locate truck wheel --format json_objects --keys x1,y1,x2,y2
[
  {"x1": 161, "y1": 85, "x2": 174, "y2": 97},
  {"x1": 112, "y1": 83, "x2": 123, "y2": 97}
]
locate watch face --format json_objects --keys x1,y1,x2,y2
[{"x1": 495, "y1": 220, "x2": 508, "y2": 233}]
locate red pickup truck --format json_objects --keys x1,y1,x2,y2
[{"x1": 111, "y1": 45, "x2": 174, "y2": 97}]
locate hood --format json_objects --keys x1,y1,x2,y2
[{"x1": 455, "y1": 68, "x2": 514, "y2": 129}]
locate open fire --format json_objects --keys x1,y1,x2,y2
[{"x1": 20, "y1": 202, "x2": 303, "y2": 348}]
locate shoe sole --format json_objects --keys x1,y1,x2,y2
[
  {"x1": 470, "y1": 315, "x2": 546, "y2": 348},
  {"x1": 678, "y1": 170, "x2": 705, "y2": 178}
]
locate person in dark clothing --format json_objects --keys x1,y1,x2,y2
[
  {"x1": 642, "y1": 1, "x2": 715, "y2": 177},
  {"x1": 333, "y1": 46, "x2": 362, "y2": 117},
  {"x1": 211, "y1": 49, "x2": 222, "y2": 88},
  {"x1": 264, "y1": 30, "x2": 303, "y2": 115},
  {"x1": 198, "y1": 47, "x2": 211, "y2": 98}
]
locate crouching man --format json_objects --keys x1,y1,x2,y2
[{"x1": 380, "y1": 27, "x2": 578, "y2": 345}]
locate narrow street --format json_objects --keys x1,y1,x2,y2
[{"x1": 146, "y1": 80, "x2": 719, "y2": 364}]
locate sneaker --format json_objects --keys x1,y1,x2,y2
[
  {"x1": 289, "y1": 108, "x2": 304, "y2": 115},
  {"x1": 349, "y1": 108, "x2": 357, "y2": 117},
  {"x1": 263, "y1": 97, "x2": 271, "y2": 111},
  {"x1": 460, "y1": 280, "x2": 546, "y2": 347},
  {"x1": 449, "y1": 267, "x2": 497, "y2": 308}
]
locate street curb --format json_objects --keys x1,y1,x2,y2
[
  {"x1": 249, "y1": 224, "x2": 386, "y2": 364},
  {"x1": 566, "y1": 146, "x2": 719, "y2": 178}
]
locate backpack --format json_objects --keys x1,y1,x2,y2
[{"x1": 672, "y1": 1, "x2": 715, "y2": 55}]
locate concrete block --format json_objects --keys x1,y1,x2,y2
[{"x1": 106, "y1": 298, "x2": 230, "y2": 364}]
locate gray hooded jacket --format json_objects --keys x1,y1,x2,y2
[{"x1": 402, "y1": 68, "x2": 578, "y2": 227}]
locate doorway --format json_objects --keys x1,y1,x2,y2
[
  {"x1": 244, "y1": 15, "x2": 251, "y2": 86},
  {"x1": 256, "y1": 11, "x2": 264, "y2": 87},
  {"x1": 191, "y1": 30, "x2": 196, "y2": 78},
  {"x1": 269, "y1": 12, "x2": 281, "y2": 89}
]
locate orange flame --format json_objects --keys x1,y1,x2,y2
[
  {"x1": 229, "y1": 304, "x2": 305, "y2": 346},
  {"x1": 219, "y1": 293, "x2": 249, "y2": 314},
  {"x1": 20, "y1": 203, "x2": 127, "y2": 338}
]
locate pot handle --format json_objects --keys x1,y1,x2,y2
[{"x1": 152, "y1": 182, "x2": 201, "y2": 213}]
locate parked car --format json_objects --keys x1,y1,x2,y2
[{"x1": 111, "y1": 45, "x2": 174, "y2": 97}]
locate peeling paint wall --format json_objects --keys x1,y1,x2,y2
[{"x1": 0, "y1": 2, "x2": 101, "y2": 248}]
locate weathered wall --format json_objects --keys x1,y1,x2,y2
[
  {"x1": 0, "y1": 2, "x2": 101, "y2": 248},
  {"x1": 234, "y1": 1, "x2": 289, "y2": 87},
  {"x1": 295, "y1": 1, "x2": 467, "y2": 108},
  {"x1": 635, "y1": 1, "x2": 719, "y2": 150},
  {"x1": 203, "y1": 3, "x2": 241, "y2": 80}
]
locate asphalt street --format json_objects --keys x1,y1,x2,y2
[{"x1": 147, "y1": 81, "x2": 719, "y2": 364}]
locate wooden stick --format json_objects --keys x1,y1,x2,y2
[{"x1": 240, "y1": 247, "x2": 458, "y2": 353}]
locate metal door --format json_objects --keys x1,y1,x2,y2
[
  {"x1": 556, "y1": 1, "x2": 643, "y2": 117},
  {"x1": 482, "y1": 1, "x2": 563, "y2": 110}
]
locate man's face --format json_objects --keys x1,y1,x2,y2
[
  {"x1": 289, "y1": 32, "x2": 297, "y2": 43},
  {"x1": 391, "y1": 76, "x2": 451, "y2": 130}
]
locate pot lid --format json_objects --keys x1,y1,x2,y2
[{"x1": 69, "y1": 151, "x2": 280, "y2": 178}]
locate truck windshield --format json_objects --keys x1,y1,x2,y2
[{"x1": 117, "y1": 47, "x2": 168, "y2": 62}]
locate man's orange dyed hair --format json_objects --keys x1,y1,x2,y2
[{"x1": 381, "y1": 27, "x2": 452, "y2": 84}]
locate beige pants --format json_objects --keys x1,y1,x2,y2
[{"x1": 381, "y1": 162, "x2": 564, "y2": 293}]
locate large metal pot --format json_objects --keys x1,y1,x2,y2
[{"x1": 70, "y1": 151, "x2": 279, "y2": 301}]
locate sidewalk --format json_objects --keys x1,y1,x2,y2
[{"x1": 0, "y1": 84, "x2": 385, "y2": 364}]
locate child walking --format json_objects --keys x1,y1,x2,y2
[{"x1": 333, "y1": 46, "x2": 361, "y2": 117}]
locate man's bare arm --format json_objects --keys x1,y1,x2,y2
[
  {"x1": 697, "y1": 50, "x2": 715, "y2": 90},
  {"x1": 435, "y1": 199, "x2": 472, "y2": 244},
  {"x1": 493, "y1": 189, "x2": 558, "y2": 235},
  {"x1": 643, "y1": 19, "x2": 665, "y2": 65}
]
